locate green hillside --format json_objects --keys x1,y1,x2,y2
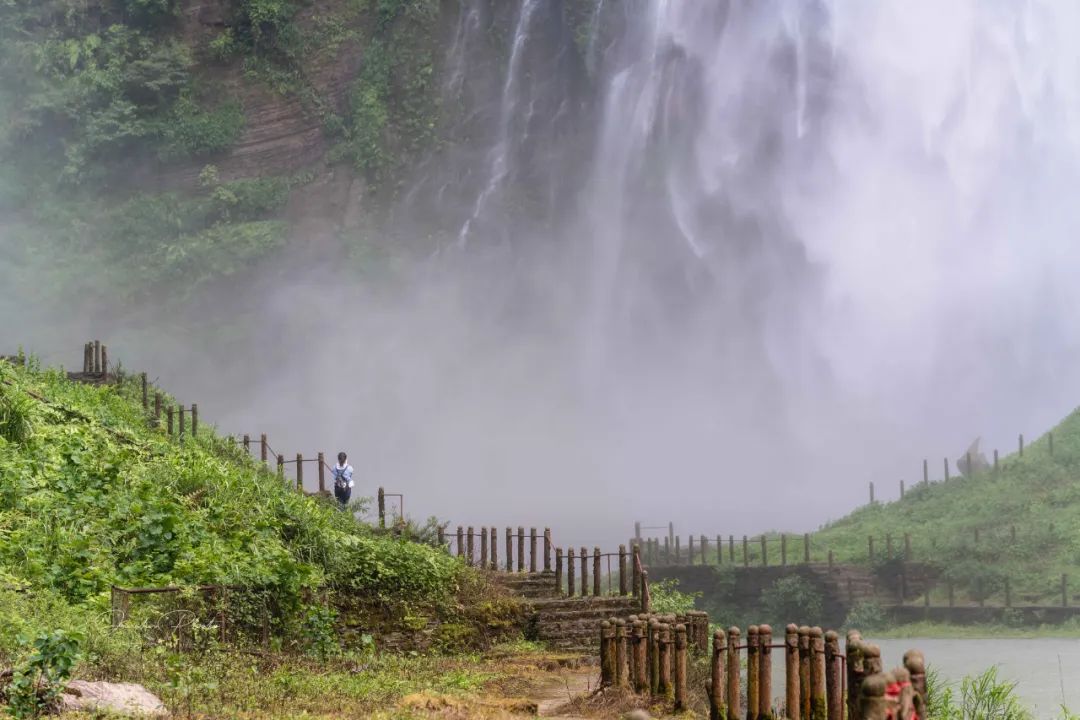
[
  {"x1": 812, "y1": 408, "x2": 1080, "y2": 605},
  {"x1": 0, "y1": 356, "x2": 499, "y2": 664}
]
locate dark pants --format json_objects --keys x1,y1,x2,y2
[{"x1": 334, "y1": 485, "x2": 351, "y2": 508}]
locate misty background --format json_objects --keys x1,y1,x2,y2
[{"x1": 5, "y1": 0, "x2": 1080, "y2": 548}]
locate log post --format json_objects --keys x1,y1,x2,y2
[
  {"x1": 491, "y1": 527, "x2": 498, "y2": 570},
  {"x1": 154, "y1": 393, "x2": 162, "y2": 427},
  {"x1": 944, "y1": 457, "x2": 950, "y2": 481},
  {"x1": 900, "y1": 480, "x2": 905, "y2": 499},
  {"x1": 378, "y1": 488, "x2": 386, "y2": 528},
  {"x1": 544, "y1": 528, "x2": 552, "y2": 572},
  {"x1": 141, "y1": 373, "x2": 148, "y2": 411},
  {"x1": 649, "y1": 618, "x2": 661, "y2": 696},
  {"x1": 593, "y1": 547, "x2": 601, "y2": 596},
  {"x1": 761, "y1": 535, "x2": 767, "y2": 566},
  {"x1": 580, "y1": 546, "x2": 588, "y2": 596},
  {"x1": 480, "y1": 526, "x2": 488, "y2": 568},
  {"x1": 437, "y1": 525, "x2": 445, "y2": 550},
  {"x1": 810, "y1": 627, "x2": 826, "y2": 720},
  {"x1": 466, "y1": 526, "x2": 475, "y2": 566},
  {"x1": 260, "y1": 434, "x2": 267, "y2": 463},
  {"x1": 859, "y1": 676, "x2": 887, "y2": 720},
  {"x1": 759, "y1": 624, "x2": 773, "y2": 720},
  {"x1": 632, "y1": 544, "x2": 641, "y2": 598},
  {"x1": 616, "y1": 620, "x2": 629, "y2": 688},
  {"x1": 846, "y1": 633, "x2": 864, "y2": 720},
  {"x1": 726, "y1": 627, "x2": 741, "y2": 720},
  {"x1": 456, "y1": 526, "x2": 464, "y2": 559},
  {"x1": 619, "y1": 545, "x2": 628, "y2": 596},
  {"x1": 717, "y1": 535, "x2": 723, "y2": 565},
  {"x1": 923, "y1": 458, "x2": 929, "y2": 485},
  {"x1": 178, "y1": 406, "x2": 186, "y2": 440},
  {"x1": 633, "y1": 619, "x2": 648, "y2": 692},
  {"x1": 729, "y1": 534, "x2": 735, "y2": 563},
  {"x1": 658, "y1": 623, "x2": 672, "y2": 699},
  {"x1": 903, "y1": 650, "x2": 927, "y2": 719},
  {"x1": 786, "y1": 625, "x2": 801, "y2": 720},
  {"x1": 701, "y1": 534, "x2": 708, "y2": 565},
  {"x1": 243, "y1": 434, "x2": 251, "y2": 454},
  {"x1": 799, "y1": 626, "x2": 811, "y2": 720},
  {"x1": 191, "y1": 404, "x2": 198, "y2": 437},
  {"x1": 166, "y1": 405, "x2": 173, "y2": 436},
  {"x1": 743, "y1": 535, "x2": 749, "y2": 567},
  {"x1": 747, "y1": 625, "x2": 759, "y2": 720},
  {"x1": 506, "y1": 528, "x2": 513, "y2": 572},
  {"x1": 825, "y1": 631, "x2": 841, "y2": 720},
  {"x1": 518, "y1": 527, "x2": 526, "y2": 572},
  {"x1": 711, "y1": 629, "x2": 727, "y2": 720},
  {"x1": 641, "y1": 569, "x2": 650, "y2": 613},
  {"x1": 567, "y1": 548, "x2": 576, "y2": 596},
  {"x1": 93, "y1": 340, "x2": 101, "y2": 374},
  {"x1": 600, "y1": 621, "x2": 614, "y2": 686},
  {"x1": 688, "y1": 534, "x2": 695, "y2": 565},
  {"x1": 317, "y1": 453, "x2": 325, "y2": 493},
  {"x1": 296, "y1": 453, "x2": 303, "y2": 492},
  {"x1": 674, "y1": 624, "x2": 688, "y2": 712},
  {"x1": 555, "y1": 548, "x2": 564, "y2": 593},
  {"x1": 529, "y1": 528, "x2": 537, "y2": 573},
  {"x1": 664, "y1": 536, "x2": 671, "y2": 565},
  {"x1": 675, "y1": 535, "x2": 682, "y2": 565},
  {"x1": 277, "y1": 454, "x2": 284, "y2": 478}
]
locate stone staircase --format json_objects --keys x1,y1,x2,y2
[{"x1": 497, "y1": 572, "x2": 642, "y2": 653}]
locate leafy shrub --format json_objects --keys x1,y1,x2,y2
[
  {"x1": 157, "y1": 94, "x2": 245, "y2": 160},
  {"x1": 0, "y1": 384, "x2": 33, "y2": 444},
  {"x1": 5, "y1": 630, "x2": 82, "y2": 719},
  {"x1": 842, "y1": 600, "x2": 887, "y2": 632},
  {"x1": 649, "y1": 579, "x2": 700, "y2": 615},
  {"x1": 760, "y1": 576, "x2": 824, "y2": 627},
  {"x1": 927, "y1": 665, "x2": 1033, "y2": 720}
]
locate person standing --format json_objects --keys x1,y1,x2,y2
[{"x1": 332, "y1": 452, "x2": 354, "y2": 508}]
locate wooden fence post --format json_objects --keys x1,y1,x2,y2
[
  {"x1": 600, "y1": 621, "x2": 614, "y2": 686},
  {"x1": 167, "y1": 406, "x2": 174, "y2": 436},
  {"x1": 804, "y1": 533, "x2": 811, "y2": 563},
  {"x1": 710, "y1": 629, "x2": 727, "y2": 720},
  {"x1": 480, "y1": 527, "x2": 488, "y2": 568},
  {"x1": 675, "y1": 535, "x2": 681, "y2": 565},
  {"x1": 141, "y1": 373, "x2": 148, "y2": 411},
  {"x1": 555, "y1": 548, "x2": 563, "y2": 593},
  {"x1": 178, "y1": 406, "x2": 186, "y2": 441},
  {"x1": 529, "y1": 528, "x2": 537, "y2": 573},
  {"x1": 868, "y1": 536, "x2": 874, "y2": 562},
  {"x1": 845, "y1": 633, "x2": 864, "y2": 720},
  {"x1": 760, "y1": 535, "x2": 767, "y2": 566},
  {"x1": 717, "y1": 535, "x2": 723, "y2": 565},
  {"x1": 593, "y1": 547, "x2": 601, "y2": 596},
  {"x1": 904, "y1": 533, "x2": 912, "y2": 560},
  {"x1": 688, "y1": 534, "x2": 695, "y2": 565},
  {"x1": 786, "y1": 624, "x2": 801, "y2": 720},
  {"x1": 994, "y1": 449, "x2": 999, "y2": 472},
  {"x1": 903, "y1": 650, "x2": 928, "y2": 718},
  {"x1": 260, "y1": 434, "x2": 267, "y2": 463},
  {"x1": 701, "y1": 534, "x2": 707, "y2": 565},
  {"x1": 729, "y1": 534, "x2": 735, "y2": 563},
  {"x1": 456, "y1": 526, "x2": 464, "y2": 559},
  {"x1": 658, "y1": 623, "x2": 672, "y2": 699},
  {"x1": 743, "y1": 535, "x2": 749, "y2": 567},
  {"x1": 580, "y1": 547, "x2": 588, "y2": 596},
  {"x1": 759, "y1": 624, "x2": 772, "y2": 720},
  {"x1": 544, "y1": 528, "x2": 552, "y2": 572},
  {"x1": 466, "y1": 527, "x2": 475, "y2": 566},
  {"x1": 567, "y1": 548, "x2": 576, "y2": 596},
  {"x1": 154, "y1": 393, "x2": 162, "y2": 427},
  {"x1": 100, "y1": 345, "x2": 107, "y2": 381},
  {"x1": 1019, "y1": 434, "x2": 1024, "y2": 457},
  {"x1": 378, "y1": 488, "x2": 386, "y2": 528},
  {"x1": 825, "y1": 631, "x2": 841, "y2": 720},
  {"x1": 437, "y1": 525, "x2": 445, "y2": 550},
  {"x1": 632, "y1": 544, "x2": 641, "y2": 598},
  {"x1": 277, "y1": 454, "x2": 284, "y2": 478},
  {"x1": 634, "y1": 619, "x2": 648, "y2": 693},
  {"x1": 923, "y1": 458, "x2": 928, "y2": 485},
  {"x1": 799, "y1": 626, "x2": 811, "y2": 720},
  {"x1": 243, "y1": 434, "x2": 250, "y2": 454},
  {"x1": 674, "y1": 624, "x2": 688, "y2": 711},
  {"x1": 317, "y1": 452, "x2": 325, "y2": 493},
  {"x1": 944, "y1": 457, "x2": 950, "y2": 481},
  {"x1": 726, "y1": 627, "x2": 741, "y2": 720},
  {"x1": 900, "y1": 480, "x2": 905, "y2": 499},
  {"x1": 93, "y1": 340, "x2": 101, "y2": 374},
  {"x1": 810, "y1": 627, "x2": 826, "y2": 720},
  {"x1": 664, "y1": 536, "x2": 670, "y2": 565},
  {"x1": 746, "y1": 625, "x2": 759, "y2": 720},
  {"x1": 191, "y1": 404, "x2": 198, "y2": 437},
  {"x1": 1005, "y1": 577, "x2": 1011, "y2": 607},
  {"x1": 295, "y1": 453, "x2": 303, "y2": 492},
  {"x1": 649, "y1": 619, "x2": 661, "y2": 696},
  {"x1": 616, "y1": 620, "x2": 630, "y2": 688},
  {"x1": 518, "y1": 527, "x2": 526, "y2": 573},
  {"x1": 489, "y1": 527, "x2": 497, "y2": 570},
  {"x1": 619, "y1": 545, "x2": 628, "y2": 596}
]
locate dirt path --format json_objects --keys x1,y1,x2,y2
[{"x1": 531, "y1": 664, "x2": 599, "y2": 718}]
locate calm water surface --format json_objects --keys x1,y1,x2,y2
[{"x1": 871, "y1": 638, "x2": 1080, "y2": 718}]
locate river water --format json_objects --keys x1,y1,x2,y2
[{"x1": 870, "y1": 638, "x2": 1080, "y2": 717}]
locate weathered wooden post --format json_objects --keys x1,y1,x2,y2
[
  {"x1": 804, "y1": 533, "x2": 811, "y2": 563},
  {"x1": 863, "y1": 642, "x2": 882, "y2": 675},
  {"x1": 544, "y1": 528, "x2": 552, "y2": 572},
  {"x1": 456, "y1": 526, "x2": 464, "y2": 559},
  {"x1": 100, "y1": 345, "x2": 108, "y2": 381},
  {"x1": 900, "y1": 480, "x2": 905, "y2": 499},
  {"x1": 178, "y1": 406, "x2": 186, "y2": 440},
  {"x1": 810, "y1": 627, "x2": 826, "y2": 720},
  {"x1": 593, "y1": 547, "x2": 601, "y2": 596},
  {"x1": 903, "y1": 650, "x2": 927, "y2": 719},
  {"x1": 529, "y1": 528, "x2": 537, "y2": 573},
  {"x1": 786, "y1": 625, "x2": 801, "y2": 720},
  {"x1": 632, "y1": 544, "x2": 641, "y2": 598},
  {"x1": 317, "y1": 452, "x2": 325, "y2": 494},
  {"x1": 674, "y1": 624, "x2": 688, "y2": 711},
  {"x1": 580, "y1": 546, "x2": 588, "y2": 597},
  {"x1": 378, "y1": 488, "x2": 386, "y2": 528},
  {"x1": 518, "y1": 527, "x2": 526, "y2": 572},
  {"x1": 277, "y1": 454, "x2": 284, "y2": 478},
  {"x1": 675, "y1": 535, "x2": 682, "y2": 565},
  {"x1": 743, "y1": 535, "x2": 749, "y2": 567},
  {"x1": 632, "y1": 619, "x2": 648, "y2": 692},
  {"x1": 747, "y1": 625, "x2": 759, "y2": 720},
  {"x1": 110, "y1": 587, "x2": 130, "y2": 628},
  {"x1": 92, "y1": 340, "x2": 101, "y2": 374},
  {"x1": 191, "y1": 404, "x2": 198, "y2": 437},
  {"x1": 701, "y1": 534, "x2": 708, "y2": 565},
  {"x1": 922, "y1": 458, "x2": 928, "y2": 485},
  {"x1": 761, "y1": 535, "x2": 767, "y2": 566},
  {"x1": 782, "y1": 534, "x2": 788, "y2": 566},
  {"x1": 759, "y1": 624, "x2": 773, "y2": 720},
  {"x1": 799, "y1": 626, "x2": 811, "y2": 720},
  {"x1": 729, "y1": 534, "x2": 735, "y2": 563},
  {"x1": 825, "y1": 631, "x2": 841, "y2": 720},
  {"x1": 437, "y1": 525, "x2": 446, "y2": 550},
  {"x1": 944, "y1": 457, "x2": 950, "y2": 481},
  {"x1": 726, "y1": 627, "x2": 741, "y2": 720},
  {"x1": 649, "y1": 618, "x2": 661, "y2": 696},
  {"x1": 664, "y1": 536, "x2": 671, "y2": 565},
  {"x1": 141, "y1": 373, "x2": 148, "y2": 411},
  {"x1": 466, "y1": 527, "x2": 475, "y2": 566},
  {"x1": 617, "y1": 620, "x2": 630, "y2": 688},
  {"x1": 260, "y1": 433, "x2": 267, "y2": 463},
  {"x1": 154, "y1": 392, "x2": 162, "y2": 427},
  {"x1": 846, "y1": 633, "x2": 864, "y2": 720},
  {"x1": 600, "y1": 621, "x2": 614, "y2": 686},
  {"x1": 1018, "y1": 433, "x2": 1024, "y2": 457},
  {"x1": 859, "y1": 676, "x2": 887, "y2": 720},
  {"x1": 658, "y1": 623, "x2": 673, "y2": 699},
  {"x1": 567, "y1": 547, "x2": 576, "y2": 596},
  {"x1": 506, "y1": 528, "x2": 513, "y2": 572},
  {"x1": 688, "y1": 534, "x2": 695, "y2": 565},
  {"x1": 490, "y1": 527, "x2": 498, "y2": 570},
  {"x1": 243, "y1": 434, "x2": 251, "y2": 454},
  {"x1": 295, "y1": 453, "x2": 303, "y2": 492},
  {"x1": 166, "y1": 405, "x2": 174, "y2": 435},
  {"x1": 480, "y1": 526, "x2": 488, "y2": 568},
  {"x1": 619, "y1": 545, "x2": 628, "y2": 595},
  {"x1": 82, "y1": 343, "x2": 90, "y2": 374},
  {"x1": 555, "y1": 548, "x2": 563, "y2": 593},
  {"x1": 710, "y1": 629, "x2": 727, "y2": 720}
]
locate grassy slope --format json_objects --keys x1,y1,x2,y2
[
  {"x1": 811, "y1": 407, "x2": 1080, "y2": 603},
  {"x1": 0, "y1": 357, "x2": 485, "y2": 662}
]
